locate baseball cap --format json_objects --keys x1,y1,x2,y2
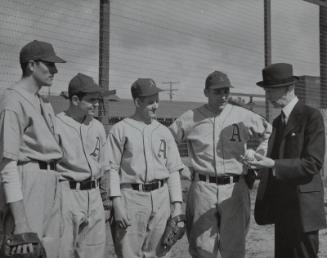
[
  {"x1": 68, "y1": 73, "x2": 112, "y2": 98},
  {"x1": 205, "y1": 71, "x2": 234, "y2": 89},
  {"x1": 131, "y1": 78, "x2": 162, "y2": 98},
  {"x1": 19, "y1": 40, "x2": 66, "y2": 64}
]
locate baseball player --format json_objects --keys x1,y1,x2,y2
[
  {"x1": 0, "y1": 40, "x2": 65, "y2": 257},
  {"x1": 169, "y1": 71, "x2": 272, "y2": 258},
  {"x1": 108, "y1": 78, "x2": 184, "y2": 258},
  {"x1": 55, "y1": 73, "x2": 111, "y2": 258}
]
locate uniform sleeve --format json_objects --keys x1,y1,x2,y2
[
  {"x1": 0, "y1": 110, "x2": 23, "y2": 161},
  {"x1": 247, "y1": 113, "x2": 272, "y2": 156},
  {"x1": 0, "y1": 110, "x2": 24, "y2": 203},
  {"x1": 166, "y1": 132, "x2": 185, "y2": 173},
  {"x1": 0, "y1": 159, "x2": 23, "y2": 203},
  {"x1": 107, "y1": 128, "x2": 124, "y2": 197},
  {"x1": 100, "y1": 128, "x2": 110, "y2": 174},
  {"x1": 166, "y1": 131, "x2": 184, "y2": 203},
  {"x1": 99, "y1": 129, "x2": 110, "y2": 201},
  {"x1": 169, "y1": 117, "x2": 185, "y2": 144}
]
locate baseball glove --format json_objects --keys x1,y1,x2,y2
[
  {"x1": 1, "y1": 232, "x2": 46, "y2": 258},
  {"x1": 161, "y1": 214, "x2": 186, "y2": 251}
]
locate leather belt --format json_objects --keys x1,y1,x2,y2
[
  {"x1": 38, "y1": 161, "x2": 57, "y2": 170},
  {"x1": 197, "y1": 174, "x2": 240, "y2": 185},
  {"x1": 68, "y1": 179, "x2": 100, "y2": 190},
  {"x1": 128, "y1": 179, "x2": 166, "y2": 192}
]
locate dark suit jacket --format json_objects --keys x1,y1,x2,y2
[{"x1": 254, "y1": 101, "x2": 327, "y2": 232}]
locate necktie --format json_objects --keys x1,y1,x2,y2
[
  {"x1": 271, "y1": 111, "x2": 286, "y2": 159},
  {"x1": 280, "y1": 110, "x2": 286, "y2": 128}
]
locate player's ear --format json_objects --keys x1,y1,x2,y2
[
  {"x1": 204, "y1": 88, "x2": 209, "y2": 97},
  {"x1": 134, "y1": 97, "x2": 142, "y2": 108},
  {"x1": 71, "y1": 95, "x2": 80, "y2": 106},
  {"x1": 27, "y1": 60, "x2": 36, "y2": 73}
]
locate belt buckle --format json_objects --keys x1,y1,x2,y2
[{"x1": 143, "y1": 183, "x2": 152, "y2": 192}]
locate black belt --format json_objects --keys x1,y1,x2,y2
[
  {"x1": 68, "y1": 179, "x2": 100, "y2": 190},
  {"x1": 38, "y1": 161, "x2": 57, "y2": 170},
  {"x1": 130, "y1": 179, "x2": 166, "y2": 192},
  {"x1": 198, "y1": 174, "x2": 240, "y2": 185}
]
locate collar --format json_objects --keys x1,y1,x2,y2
[
  {"x1": 282, "y1": 96, "x2": 298, "y2": 123},
  {"x1": 57, "y1": 112, "x2": 94, "y2": 130}
]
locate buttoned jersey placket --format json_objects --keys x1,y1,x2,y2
[
  {"x1": 143, "y1": 124, "x2": 152, "y2": 183},
  {"x1": 213, "y1": 117, "x2": 218, "y2": 178}
]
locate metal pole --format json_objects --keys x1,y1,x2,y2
[
  {"x1": 99, "y1": 0, "x2": 110, "y2": 122},
  {"x1": 264, "y1": 0, "x2": 271, "y2": 121},
  {"x1": 320, "y1": 6, "x2": 327, "y2": 108}
]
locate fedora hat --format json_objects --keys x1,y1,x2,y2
[{"x1": 256, "y1": 63, "x2": 299, "y2": 88}]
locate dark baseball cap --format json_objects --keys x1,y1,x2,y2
[
  {"x1": 131, "y1": 78, "x2": 162, "y2": 97},
  {"x1": 205, "y1": 71, "x2": 234, "y2": 89},
  {"x1": 68, "y1": 73, "x2": 113, "y2": 98},
  {"x1": 19, "y1": 40, "x2": 66, "y2": 64}
]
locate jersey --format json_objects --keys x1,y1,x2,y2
[
  {"x1": 0, "y1": 86, "x2": 62, "y2": 203},
  {"x1": 55, "y1": 112, "x2": 109, "y2": 181},
  {"x1": 0, "y1": 87, "x2": 62, "y2": 163},
  {"x1": 170, "y1": 103, "x2": 272, "y2": 176},
  {"x1": 107, "y1": 117, "x2": 184, "y2": 201}
]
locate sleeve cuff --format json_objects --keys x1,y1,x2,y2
[
  {"x1": 4, "y1": 183, "x2": 23, "y2": 203},
  {"x1": 167, "y1": 171, "x2": 183, "y2": 203}
]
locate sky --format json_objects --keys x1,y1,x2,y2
[{"x1": 0, "y1": 0, "x2": 319, "y2": 102}]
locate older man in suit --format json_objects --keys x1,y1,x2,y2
[{"x1": 245, "y1": 63, "x2": 326, "y2": 258}]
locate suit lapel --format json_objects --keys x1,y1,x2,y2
[
  {"x1": 282, "y1": 101, "x2": 303, "y2": 138},
  {"x1": 267, "y1": 120, "x2": 277, "y2": 158}
]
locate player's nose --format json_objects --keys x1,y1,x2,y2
[
  {"x1": 153, "y1": 101, "x2": 159, "y2": 109},
  {"x1": 48, "y1": 63, "x2": 58, "y2": 74}
]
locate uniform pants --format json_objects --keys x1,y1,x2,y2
[
  {"x1": 59, "y1": 182, "x2": 106, "y2": 258},
  {"x1": 111, "y1": 184, "x2": 171, "y2": 258},
  {"x1": 186, "y1": 176, "x2": 250, "y2": 258},
  {"x1": 2, "y1": 162, "x2": 62, "y2": 258}
]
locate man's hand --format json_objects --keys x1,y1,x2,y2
[
  {"x1": 242, "y1": 149, "x2": 256, "y2": 161},
  {"x1": 112, "y1": 197, "x2": 131, "y2": 229},
  {"x1": 241, "y1": 149, "x2": 257, "y2": 168},
  {"x1": 247, "y1": 153, "x2": 275, "y2": 170}
]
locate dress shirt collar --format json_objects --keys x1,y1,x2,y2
[{"x1": 282, "y1": 96, "x2": 298, "y2": 123}]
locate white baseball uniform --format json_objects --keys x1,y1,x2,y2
[
  {"x1": 0, "y1": 86, "x2": 63, "y2": 257},
  {"x1": 55, "y1": 112, "x2": 110, "y2": 258},
  {"x1": 170, "y1": 103, "x2": 272, "y2": 258},
  {"x1": 108, "y1": 117, "x2": 184, "y2": 258}
]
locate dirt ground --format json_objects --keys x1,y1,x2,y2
[{"x1": 106, "y1": 180, "x2": 327, "y2": 258}]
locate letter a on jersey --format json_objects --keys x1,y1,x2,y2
[
  {"x1": 90, "y1": 137, "x2": 101, "y2": 157},
  {"x1": 158, "y1": 139, "x2": 167, "y2": 159},
  {"x1": 230, "y1": 124, "x2": 241, "y2": 142}
]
